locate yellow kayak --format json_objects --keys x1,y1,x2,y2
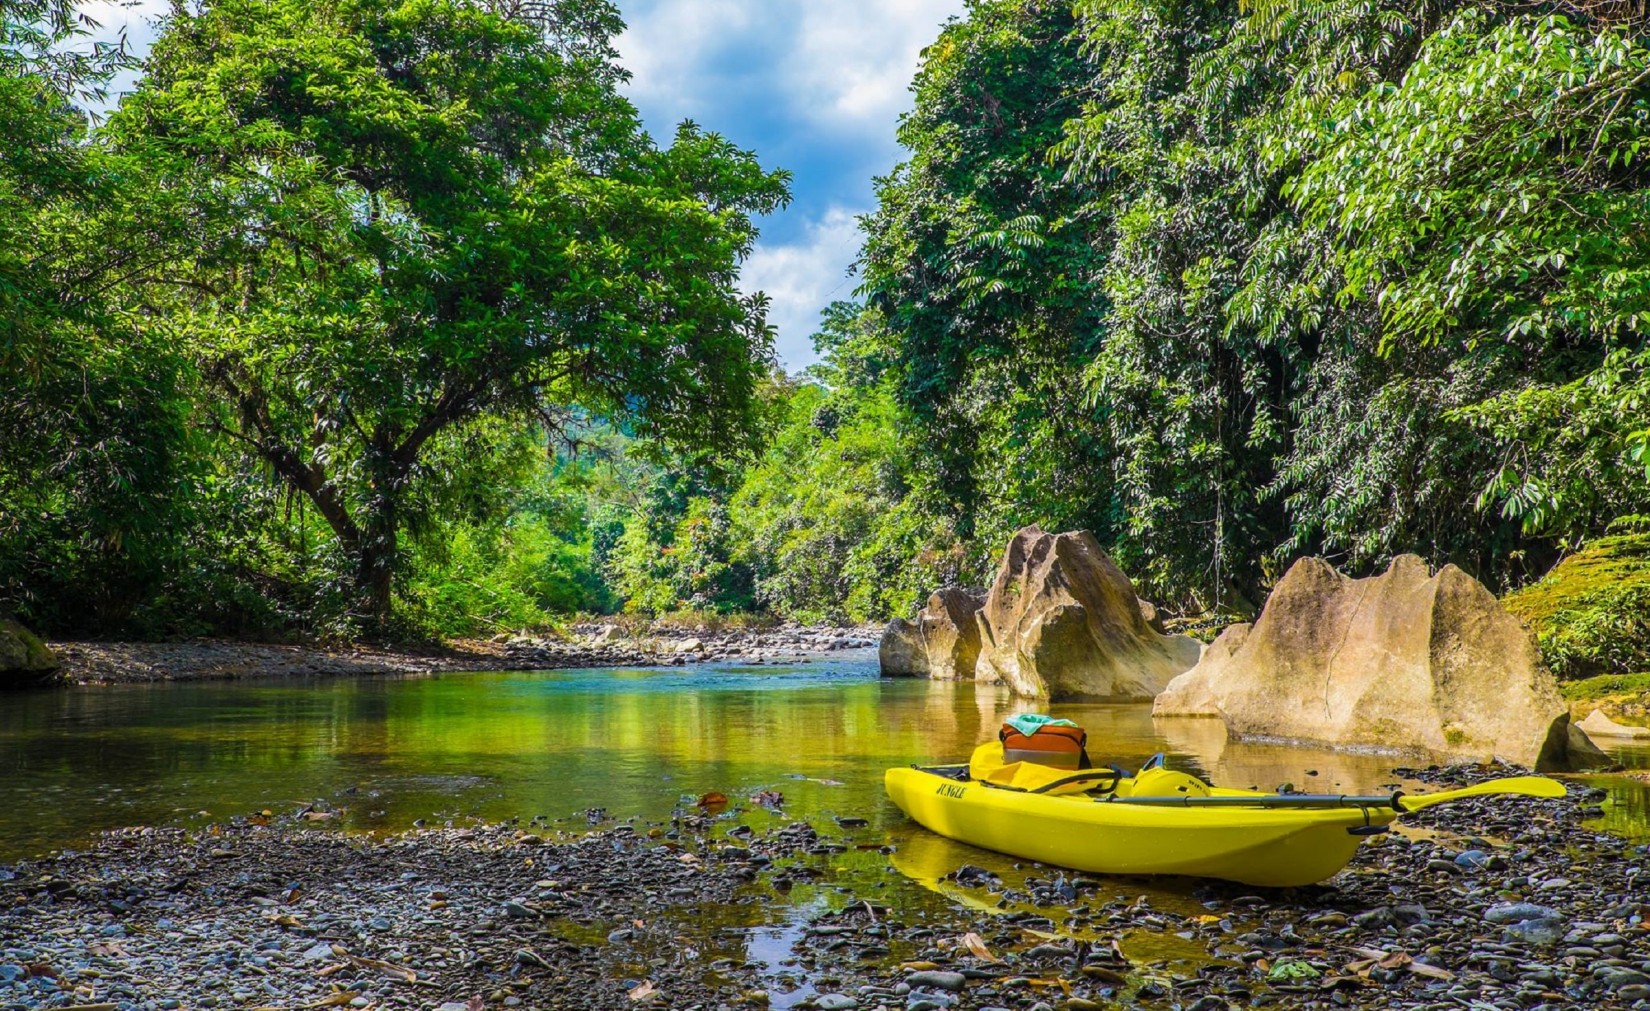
[{"x1": 884, "y1": 748, "x2": 1565, "y2": 888}]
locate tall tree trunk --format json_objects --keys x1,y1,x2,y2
[
  {"x1": 356, "y1": 452, "x2": 402, "y2": 624},
  {"x1": 357, "y1": 532, "x2": 396, "y2": 621}
]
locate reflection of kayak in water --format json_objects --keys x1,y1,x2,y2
[
  {"x1": 885, "y1": 745, "x2": 1566, "y2": 888},
  {"x1": 884, "y1": 827, "x2": 1008, "y2": 917},
  {"x1": 885, "y1": 825, "x2": 1227, "y2": 966}
]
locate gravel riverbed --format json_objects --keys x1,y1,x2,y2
[
  {"x1": 1, "y1": 765, "x2": 1642, "y2": 1011},
  {"x1": 47, "y1": 625, "x2": 881, "y2": 686}
]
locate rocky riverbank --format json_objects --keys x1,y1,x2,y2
[
  {"x1": 45, "y1": 624, "x2": 880, "y2": 686},
  {"x1": 2, "y1": 765, "x2": 1643, "y2": 1010}
]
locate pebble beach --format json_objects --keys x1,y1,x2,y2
[{"x1": 2, "y1": 765, "x2": 1643, "y2": 1011}]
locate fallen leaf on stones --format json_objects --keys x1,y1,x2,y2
[
  {"x1": 267, "y1": 914, "x2": 305, "y2": 928},
  {"x1": 960, "y1": 933, "x2": 998, "y2": 962},
  {"x1": 1346, "y1": 948, "x2": 1451, "y2": 981},
  {"x1": 696, "y1": 792, "x2": 729, "y2": 813},
  {"x1": 1268, "y1": 961, "x2": 1321, "y2": 981},
  {"x1": 900, "y1": 961, "x2": 941, "y2": 972},
  {"x1": 627, "y1": 980, "x2": 657, "y2": 1001},
  {"x1": 347, "y1": 954, "x2": 417, "y2": 982}
]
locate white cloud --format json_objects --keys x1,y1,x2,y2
[
  {"x1": 613, "y1": 0, "x2": 762, "y2": 125},
  {"x1": 617, "y1": 0, "x2": 961, "y2": 147},
  {"x1": 791, "y1": 1, "x2": 960, "y2": 132},
  {"x1": 740, "y1": 207, "x2": 864, "y2": 368}
]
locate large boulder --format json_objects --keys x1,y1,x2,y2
[
  {"x1": 972, "y1": 527, "x2": 1202, "y2": 699},
  {"x1": 0, "y1": 619, "x2": 61, "y2": 687},
  {"x1": 1155, "y1": 555, "x2": 1572, "y2": 767},
  {"x1": 877, "y1": 586, "x2": 987, "y2": 679},
  {"x1": 878, "y1": 619, "x2": 930, "y2": 677}
]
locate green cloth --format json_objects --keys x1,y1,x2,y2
[{"x1": 1005, "y1": 713, "x2": 1078, "y2": 737}]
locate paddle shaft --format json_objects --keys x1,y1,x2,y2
[
  {"x1": 1102, "y1": 776, "x2": 1566, "y2": 811},
  {"x1": 1103, "y1": 793, "x2": 1402, "y2": 810}
]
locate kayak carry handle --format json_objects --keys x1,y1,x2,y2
[{"x1": 1028, "y1": 769, "x2": 1124, "y2": 795}]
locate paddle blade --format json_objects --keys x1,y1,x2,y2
[{"x1": 1398, "y1": 776, "x2": 1567, "y2": 812}]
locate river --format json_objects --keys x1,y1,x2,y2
[{"x1": 5, "y1": 650, "x2": 1649, "y2": 863}]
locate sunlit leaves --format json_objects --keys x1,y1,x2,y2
[{"x1": 98, "y1": 0, "x2": 790, "y2": 618}]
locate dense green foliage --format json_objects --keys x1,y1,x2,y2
[
  {"x1": 0, "y1": 0, "x2": 792, "y2": 637},
  {"x1": 843, "y1": 0, "x2": 1650, "y2": 613},
  {"x1": 4, "y1": 0, "x2": 1650, "y2": 643},
  {"x1": 1506, "y1": 520, "x2": 1650, "y2": 681}
]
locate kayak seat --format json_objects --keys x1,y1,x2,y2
[{"x1": 968, "y1": 742, "x2": 1117, "y2": 796}]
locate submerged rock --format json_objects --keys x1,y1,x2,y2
[
  {"x1": 1154, "y1": 555, "x2": 1571, "y2": 767},
  {"x1": 971, "y1": 527, "x2": 1201, "y2": 699}
]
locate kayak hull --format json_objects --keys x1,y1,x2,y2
[{"x1": 884, "y1": 766, "x2": 1396, "y2": 887}]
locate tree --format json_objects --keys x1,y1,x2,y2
[
  {"x1": 858, "y1": 0, "x2": 1114, "y2": 555},
  {"x1": 104, "y1": 0, "x2": 790, "y2": 622},
  {"x1": 0, "y1": 0, "x2": 199, "y2": 628}
]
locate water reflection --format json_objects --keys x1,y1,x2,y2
[{"x1": 3, "y1": 656, "x2": 1650, "y2": 865}]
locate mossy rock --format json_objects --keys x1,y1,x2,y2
[
  {"x1": 1504, "y1": 532, "x2": 1650, "y2": 682},
  {"x1": 1560, "y1": 671, "x2": 1650, "y2": 701},
  {"x1": 0, "y1": 619, "x2": 61, "y2": 687}
]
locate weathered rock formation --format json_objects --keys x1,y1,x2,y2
[
  {"x1": 971, "y1": 527, "x2": 1202, "y2": 699},
  {"x1": 878, "y1": 586, "x2": 986, "y2": 679},
  {"x1": 1154, "y1": 555, "x2": 1572, "y2": 767},
  {"x1": 1, "y1": 619, "x2": 61, "y2": 688}
]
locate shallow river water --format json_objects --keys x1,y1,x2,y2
[
  {"x1": 9, "y1": 652, "x2": 1650, "y2": 1005},
  {"x1": 4, "y1": 650, "x2": 1649, "y2": 873}
]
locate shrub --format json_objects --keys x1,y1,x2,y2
[{"x1": 1504, "y1": 522, "x2": 1650, "y2": 681}]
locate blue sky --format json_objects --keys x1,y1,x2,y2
[{"x1": 79, "y1": 0, "x2": 966, "y2": 369}]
